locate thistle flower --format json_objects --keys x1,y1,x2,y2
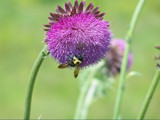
[
  {"x1": 44, "y1": 0, "x2": 111, "y2": 70},
  {"x1": 105, "y1": 39, "x2": 133, "y2": 76}
]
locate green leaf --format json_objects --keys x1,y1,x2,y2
[
  {"x1": 79, "y1": 60, "x2": 114, "y2": 100},
  {"x1": 127, "y1": 71, "x2": 142, "y2": 79}
]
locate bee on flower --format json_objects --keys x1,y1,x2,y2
[{"x1": 44, "y1": 0, "x2": 112, "y2": 78}]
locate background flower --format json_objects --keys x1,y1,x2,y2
[{"x1": 105, "y1": 39, "x2": 133, "y2": 76}]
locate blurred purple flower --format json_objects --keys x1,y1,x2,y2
[
  {"x1": 44, "y1": 0, "x2": 111, "y2": 68},
  {"x1": 105, "y1": 39, "x2": 133, "y2": 76}
]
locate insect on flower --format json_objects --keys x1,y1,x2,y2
[
  {"x1": 58, "y1": 54, "x2": 83, "y2": 78},
  {"x1": 44, "y1": 0, "x2": 112, "y2": 78}
]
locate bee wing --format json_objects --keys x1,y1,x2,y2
[
  {"x1": 58, "y1": 64, "x2": 68, "y2": 69},
  {"x1": 74, "y1": 65, "x2": 80, "y2": 78}
]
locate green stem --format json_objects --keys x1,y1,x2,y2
[
  {"x1": 23, "y1": 46, "x2": 48, "y2": 120},
  {"x1": 74, "y1": 79, "x2": 92, "y2": 119},
  {"x1": 74, "y1": 61, "x2": 105, "y2": 119},
  {"x1": 80, "y1": 79, "x2": 98, "y2": 119},
  {"x1": 138, "y1": 68, "x2": 160, "y2": 120},
  {"x1": 113, "y1": 0, "x2": 146, "y2": 119}
]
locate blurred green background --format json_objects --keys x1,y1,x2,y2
[{"x1": 0, "y1": 0, "x2": 160, "y2": 119}]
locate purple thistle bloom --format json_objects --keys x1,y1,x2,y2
[
  {"x1": 44, "y1": 0, "x2": 111, "y2": 68},
  {"x1": 105, "y1": 39, "x2": 133, "y2": 76}
]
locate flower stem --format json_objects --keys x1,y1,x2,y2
[
  {"x1": 113, "y1": 0, "x2": 146, "y2": 119},
  {"x1": 23, "y1": 46, "x2": 48, "y2": 120},
  {"x1": 79, "y1": 79, "x2": 98, "y2": 119},
  {"x1": 74, "y1": 61, "x2": 105, "y2": 119},
  {"x1": 138, "y1": 68, "x2": 160, "y2": 120},
  {"x1": 74, "y1": 79, "x2": 93, "y2": 119}
]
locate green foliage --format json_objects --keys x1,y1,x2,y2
[
  {"x1": 79, "y1": 60, "x2": 114, "y2": 100},
  {"x1": 127, "y1": 71, "x2": 142, "y2": 79},
  {"x1": 75, "y1": 60, "x2": 114, "y2": 119}
]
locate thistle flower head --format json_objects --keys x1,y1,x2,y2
[
  {"x1": 105, "y1": 39, "x2": 133, "y2": 76},
  {"x1": 44, "y1": 0, "x2": 111, "y2": 68}
]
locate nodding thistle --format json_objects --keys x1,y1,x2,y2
[
  {"x1": 44, "y1": 0, "x2": 112, "y2": 78},
  {"x1": 105, "y1": 39, "x2": 133, "y2": 76}
]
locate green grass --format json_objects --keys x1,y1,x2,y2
[{"x1": 0, "y1": 0, "x2": 160, "y2": 119}]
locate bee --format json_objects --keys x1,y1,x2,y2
[{"x1": 58, "y1": 54, "x2": 83, "y2": 78}]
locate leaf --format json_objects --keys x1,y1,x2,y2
[
  {"x1": 93, "y1": 77, "x2": 114, "y2": 100},
  {"x1": 79, "y1": 60, "x2": 114, "y2": 99},
  {"x1": 127, "y1": 71, "x2": 142, "y2": 79}
]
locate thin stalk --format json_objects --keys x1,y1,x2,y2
[
  {"x1": 80, "y1": 79, "x2": 98, "y2": 119},
  {"x1": 74, "y1": 61, "x2": 105, "y2": 119},
  {"x1": 23, "y1": 46, "x2": 48, "y2": 120},
  {"x1": 138, "y1": 68, "x2": 160, "y2": 120},
  {"x1": 113, "y1": 0, "x2": 146, "y2": 119}
]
